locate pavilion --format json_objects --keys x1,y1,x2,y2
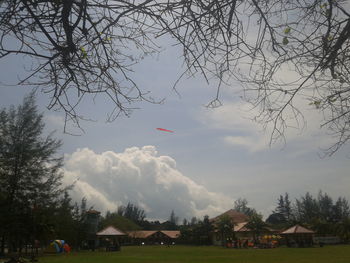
[
  {"x1": 96, "y1": 226, "x2": 127, "y2": 251},
  {"x1": 281, "y1": 224, "x2": 315, "y2": 247}
]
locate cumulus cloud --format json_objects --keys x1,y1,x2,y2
[{"x1": 62, "y1": 146, "x2": 233, "y2": 220}]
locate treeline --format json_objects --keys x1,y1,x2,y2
[
  {"x1": 266, "y1": 192, "x2": 350, "y2": 239},
  {"x1": 177, "y1": 194, "x2": 350, "y2": 245},
  {"x1": 102, "y1": 207, "x2": 179, "y2": 231},
  {"x1": 47, "y1": 191, "x2": 350, "y2": 248},
  {"x1": 178, "y1": 215, "x2": 212, "y2": 245}
]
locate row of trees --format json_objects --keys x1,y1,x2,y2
[
  {"x1": 97, "y1": 193, "x2": 350, "y2": 246},
  {"x1": 267, "y1": 192, "x2": 350, "y2": 241},
  {"x1": 178, "y1": 195, "x2": 350, "y2": 246},
  {"x1": 268, "y1": 192, "x2": 350, "y2": 226},
  {"x1": 179, "y1": 215, "x2": 212, "y2": 245},
  {"x1": 102, "y1": 207, "x2": 180, "y2": 232}
]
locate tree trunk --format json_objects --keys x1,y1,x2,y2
[{"x1": 0, "y1": 235, "x2": 5, "y2": 256}]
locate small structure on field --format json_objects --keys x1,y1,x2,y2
[
  {"x1": 281, "y1": 224, "x2": 315, "y2": 247},
  {"x1": 96, "y1": 226, "x2": 127, "y2": 251}
]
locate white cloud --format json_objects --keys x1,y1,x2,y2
[
  {"x1": 198, "y1": 98, "x2": 335, "y2": 155},
  {"x1": 223, "y1": 135, "x2": 266, "y2": 152},
  {"x1": 199, "y1": 101, "x2": 271, "y2": 151},
  {"x1": 45, "y1": 114, "x2": 65, "y2": 128},
  {"x1": 62, "y1": 146, "x2": 233, "y2": 220}
]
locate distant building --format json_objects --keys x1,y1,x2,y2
[
  {"x1": 85, "y1": 209, "x2": 101, "y2": 250},
  {"x1": 211, "y1": 210, "x2": 247, "y2": 245},
  {"x1": 281, "y1": 224, "x2": 315, "y2": 247},
  {"x1": 210, "y1": 209, "x2": 249, "y2": 225},
  {"x1": 210, "y1": 209, "x2": 275, "y2": 246},
  {"x1": 96, "y1": 226, "x2": 127, "y2": 251},
  {"x1": 127, "y1": 230, "x2": 180, "y2": 245}
]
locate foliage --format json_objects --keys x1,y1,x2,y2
[
  {"x1": 167, "y1": 210, "x2": 179, "y2": 230},
  {"x1": 179, "y1": 215, "x2": 212, "y2": 245},
  {"x1": 266, "y1": 193, "x2": 292, "y2": 226},
  {"x1": 190, "y1": 217, "x2": 199, "y2": 226},
  {"x1": 117, "y1": 203, "x2": 146, "y2": 223},
  {"x1": 293, "y1": 191, "x2": 350, "y2": 226},
  {"x1": 0, "y1": 93, "x2": 65, "y2": 253},
  {"x1": 1, "y1": 1, "x2": 350, "y2": 152},
  {"x1": 52, "y1": 192, "x2": 76, "y2": 244},
  {"x1": 100, "y1": 212, "x2": 141, "y2": 232},
  {"x1": 52, "y1": 196, "x2": 90, "y2": 249},
  {"x1": 267, "y1": 191, "x2": 350, "y2": 237},
  {"x1": 265, "y1": 213, "x2": 286, "y2": 226},
  {"x1": 333, "y1": 197, "x2": 350, "y2": 222},
  {"x1": 234, "y1": 198, "x2": 256, "y2": 217},
  {"x1": 216, "y1": 214, "x2": 235, "y2": 246},
  {"x1": 138, "y1": 220, "x2": 162, "y2": 231},
  {"x1": 246, "y1": 212, "x2": 268, "y2": 243},
  {"x1": 335, "y1": 218, "x2": 350, "y2": 243},
  {"x1": 294, "y1": 192, "x2": 320, "y2": 224},
  {"x1": 200, "y1": 215, "x2": 213, "y2": 245}
]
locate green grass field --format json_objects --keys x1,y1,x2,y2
[{"x1": 38, "y1": 245, "x2": 350, "y2": 263}]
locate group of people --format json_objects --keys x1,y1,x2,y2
[
  {"x1": 226, "y1": 239, "x2": 253, "y2": 248},
  {"x1": 226, "y1": 238, "x2": 279, "y2": 249}
]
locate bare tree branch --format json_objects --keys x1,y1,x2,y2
[{"x1": 0, "y1": 0, "x2": 350, "y2": 154}]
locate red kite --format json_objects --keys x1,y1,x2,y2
[{"x1": 156, "y1": 128, "x2": 174, "y2": 133}]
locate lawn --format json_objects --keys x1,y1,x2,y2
[{"x1": 38, "y1": 245, "x2": 350, "y2": 263}]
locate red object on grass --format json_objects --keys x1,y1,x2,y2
[{"x1": 156, "y1": 128, "x2": 174, "y2": 133}]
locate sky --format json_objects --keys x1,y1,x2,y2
[{"x1": 1, "y1": 29, "x2": 350, "y2": 222}]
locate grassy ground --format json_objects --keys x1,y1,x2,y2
[{"x1": 38, "y1": 245, "x2": 350, "y2": 263}]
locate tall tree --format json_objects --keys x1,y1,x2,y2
[
  {"x1": 246, "y1": 212, "x2": 268, "y2": 244},
  {"x1": 318, "y1": 191, "x2": 334, "y2": 221},
  {"x1": 0, "y1": 93, "x2": 65, "y2": 253},
  {"x1": 117, "y1": 202, "x2": 146, "y2": 223},
  {"x1": 1, "y1": 1, "x2": 350, "y2": 153},
  {"x1": 190, "y1": 217, "x2": 198, "y2": 226},
  {"x1": 179, "y1": 215, "x2": 212, "y2": 245},
  {"x1": 162, "y1": 210, "x2": 179, "y2": 230},
  {"x1": 200, "y1": 215, "x2": 213, "y2": 245},
  {"x1": 234, "y1": 198, "x2": 256, "y2": 217},
  {"x1": 53, "y1": 191, "x2": 75, "y2": 244},
  {"x1": 289, "y1": 192, "x2": 350, "y2": 236},
  {"x1": 269, "y1": 193, "x2": 292, "y2": 225},
  {"x1": 294, "y1": 192, "x2": 320, "y2": 224},
  {"x1": 333, "y1": 197, "x2": 350, "y2": 222},
  {"x1": 169, "y1": 210, "x2": 178, "y2": 226},
  {"x1": 217, "y1": 214, "x2": 235, "y2": 246}
]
